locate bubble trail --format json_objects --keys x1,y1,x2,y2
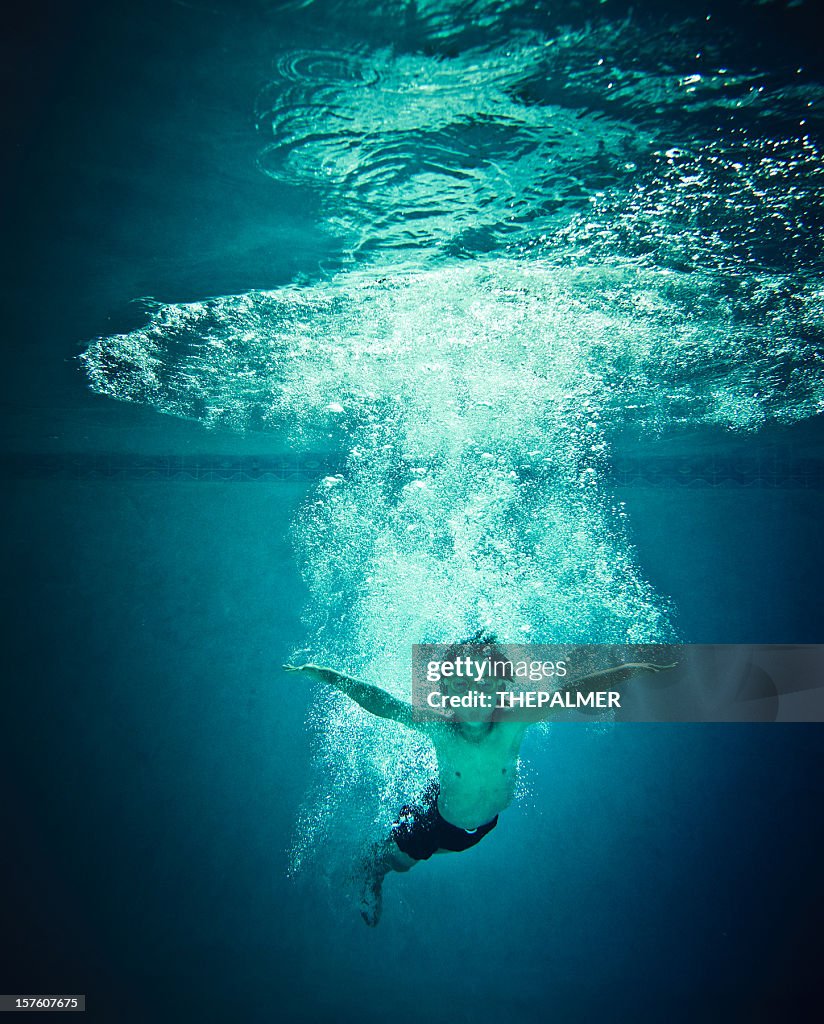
[
  {"x1": 81, "y1": 257, "x2": 824, "y2": 877},
  {"x1": 81, "y1": 3, "x2": 824, "y2": 882}
]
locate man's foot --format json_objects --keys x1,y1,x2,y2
[{"x1": 358, "y1": 858, "x2": 385, "y2": 927}]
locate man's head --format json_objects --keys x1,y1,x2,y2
[{"x1": 438, "y1": 632, "x2": 513, "y2": 713}]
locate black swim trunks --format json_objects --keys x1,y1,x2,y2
[{"x1": 391, "y1": 781, "x2": 498, "y2": 861}]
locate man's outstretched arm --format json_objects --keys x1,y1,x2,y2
[
  {"x1": 567, "y1": 661, "x2": 677, "y2": 690},
  {"x1": 529, "y1": 660, "x2": 677, "y2": 721},
  {"x1": 283, "y1": 663, "x2": 423, "y2": 730}
]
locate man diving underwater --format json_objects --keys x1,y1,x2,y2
[{"x1": 284, "y1": 633, "x2": 674, "y2": 925}]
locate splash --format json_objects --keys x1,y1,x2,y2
[
  {"x1": 81, "y1": 261, "x2": 824, "y2": 439},
  {"x1": 81, "y1": 258, "x2": 823, "y2": 879},
  {"x1": 80, "y1": 2, "x2": 824, "y2": 882}
]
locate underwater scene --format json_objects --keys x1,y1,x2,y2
[{"x1": 2, "y1": 1, "x2": 823, "y2": 1021}]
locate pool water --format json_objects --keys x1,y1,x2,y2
[{"x1": 2, "y1": 1, "x2": 823, "y2": 1021}]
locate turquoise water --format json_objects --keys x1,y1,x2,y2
[{"x1": 3, "y1": 0, "x2": 824, "y2": 1021}]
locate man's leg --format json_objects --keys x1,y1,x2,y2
[
  {"x1": 359, "y1": 835, "x2": 418, "y2": 926},
  {"x1": 359, "y1": 789, "x2": 440, "y2": 925},
  {"x1": 385, "y1": 838, "x2": 418, "y2": 872}
]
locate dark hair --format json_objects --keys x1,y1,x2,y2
[{"x1": 440, "y1": 630, "x2": 513, "y2": 690}]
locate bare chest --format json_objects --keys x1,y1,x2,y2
[{"x1": 431, "y1": 722, "x2": 526, "y2": 826}]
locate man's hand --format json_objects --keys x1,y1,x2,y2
[
  {"x1": 559, "y1": 659, "x2": 679, "y2": 698},
  {"x1": 282, "y1": 662, "x2": 422, "y2": 729},
  {"x1": 283, "y1": 663, "x2": 332, "y2": 686}
]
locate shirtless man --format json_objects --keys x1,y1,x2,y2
[{"x1": 284, "y1": 636, "x2": 673, "y2": 925}]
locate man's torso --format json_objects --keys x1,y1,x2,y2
[{"x1": 430, "y1": 719, "x2": 528, "y2": 829}]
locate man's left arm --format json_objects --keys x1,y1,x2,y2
[
  {"x1": 530, "y1": 661, "x2": 677, "y2": 720},
  {"x1": 567, "y1": 661, "x2": 677, "y2": 689}
]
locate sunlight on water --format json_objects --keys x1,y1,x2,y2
[
  {"x1": 255, "y1": 40, "x2": 647, "y2": 257},
  {"x1": 81, "y1": 0, "x2": 824, "y2": 882}
]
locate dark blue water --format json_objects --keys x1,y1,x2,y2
[{"x1": 2, "y1": 1, "x2": 824, "y2": 1022}]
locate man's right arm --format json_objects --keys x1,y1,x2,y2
[{"x1": 283, "y1": 663, "x2": 424, "y2": 730}]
